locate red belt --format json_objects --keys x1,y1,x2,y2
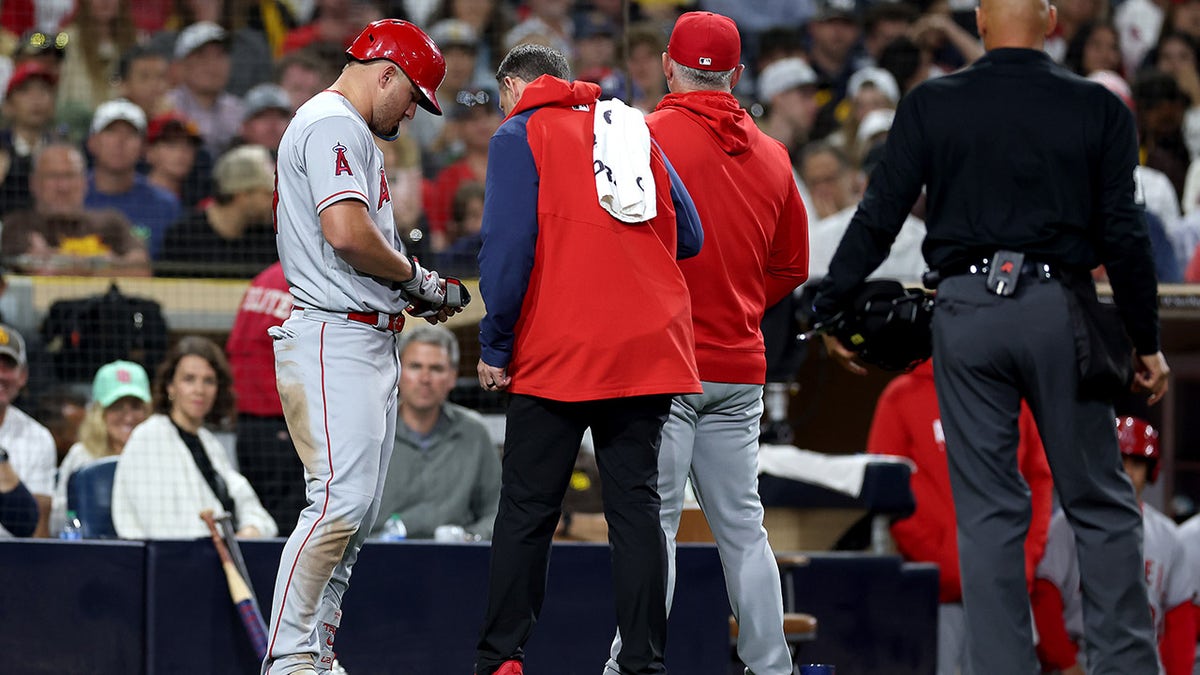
[
  {"x1": 298, "y1": 307, "x2": 406, "y2": 332},
  {"x1": 348, "y1": 311, "x2": 405, "y2": 332}
]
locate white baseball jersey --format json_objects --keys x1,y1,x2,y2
[
  {"x1": 1038, "y1": 506, "x2": 1196, "y2": 673},
  {"x1": 274, "y1": 90, "x2": 404, "y2": 314},
  {"x1": 0, "y1": 406, "x2": 56, "y2": 538}
]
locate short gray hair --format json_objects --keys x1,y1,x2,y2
[
  {"x1": 397, "y1": 324, "x2": 460, "y2": 368},
  {"x1": 672, "y1": 60, "x2": 736, "y2": 91}
]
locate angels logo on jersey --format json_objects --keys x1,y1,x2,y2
[
  {"x1": 378, "y1": 168, "x2": 391, "y2": 210},
  {"x1": 333, "y1": 143, "x2": 353, "y2": 176}
]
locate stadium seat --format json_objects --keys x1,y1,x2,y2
[{"x1": 67, "y1": 456, "x2": 120, "y2": 539}]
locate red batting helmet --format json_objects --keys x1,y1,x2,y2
[
  {"x1": 1116, "y1": 416, "x2": 1160, "y2": 482},
  {"x1": 346, "y1": 19, "x2": 446, "y2": 116}
]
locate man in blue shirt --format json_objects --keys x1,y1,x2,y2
[{"x1": 85, "y1": 99, "x2": 181, "y2": 259}]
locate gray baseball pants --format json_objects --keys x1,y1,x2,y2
[{"x1": 607, "y1": 382, "x2": 792, "y2": 675}]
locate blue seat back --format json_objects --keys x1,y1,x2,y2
[{"x1": 66, "y1": 456, "x2": 120, "y2": 539}]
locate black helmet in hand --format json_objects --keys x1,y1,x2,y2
[{"x1": 827, "y1": 280, "x2": 934, "y2": 372}]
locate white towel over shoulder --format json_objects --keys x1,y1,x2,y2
[{"x1": 592, "y1": 98, "x2": 657, "y2": 223}]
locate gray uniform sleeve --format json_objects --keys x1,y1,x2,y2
[{"x1": 301, "y1": 116, "x2": 375, "y2": 214}]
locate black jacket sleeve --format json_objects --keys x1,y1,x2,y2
[{"x1": 0, "y1": 481, "x2": 39, "y2": 537}]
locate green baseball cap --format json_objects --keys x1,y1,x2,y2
[{"x1": 92, "y1": 360, "x2": 151, "y2": 408}]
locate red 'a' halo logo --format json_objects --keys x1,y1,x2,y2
[
  {"x1": 333, "y1": 143, "x2": 353, "y2": 176},
  {"x1": 378, "y1": 168, "x2": 391, "y2": 209}
]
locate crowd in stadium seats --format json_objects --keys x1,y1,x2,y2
[{"x1": 0, "y1": 0, "x2": 1197, "y2": 280}]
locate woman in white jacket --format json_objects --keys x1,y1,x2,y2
[
  {"x1": 112, "y1": 336, "x2": 277, "y2": 539},
  {"x1": 50, "y1": 359, "x2": 152, "y2": 536}
]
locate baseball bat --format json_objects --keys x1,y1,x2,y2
[
  {"x1": 201, "y1": 509, "x2": 268, "y2": 661},
  {"x1": 215, "y1": 512, "x2": 259, "y2": 607}
]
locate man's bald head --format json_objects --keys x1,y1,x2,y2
[{"x1": 975, "y1": 0, "x2": 1057, "y2": 50}]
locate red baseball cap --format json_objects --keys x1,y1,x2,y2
[
  {"x1": 667, "y1": 11, "x2": 741, "y2": 72},
  {"x1": 6, "y1": 62, "x2": 57, "y2": 97},
  {"x1": 147, "y1": 111, "x2": 201, "y2": 145}
]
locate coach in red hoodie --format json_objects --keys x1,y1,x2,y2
[
  {"x1": 606, "y1": 12, "x2": 809, "y2": 675},
  {"x1": 474, "y1": 43, "x2": 703, "y2": 675}
]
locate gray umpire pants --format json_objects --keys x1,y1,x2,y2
[
  {"x1": 607, "y1": 382, "x2": 792, "y2": 675},
  {"x1": 931, "y1": 274, "x2": 1156, "y2": 675}
]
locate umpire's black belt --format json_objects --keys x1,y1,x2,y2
[{"x1": 934, "y1": 257, "x2": 1064, "y2": 283}]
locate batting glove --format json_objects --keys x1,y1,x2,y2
[
  {"x1": 407, "y1": 276, "x2": 472, "y2": 318},
  {"x1": 399, "y1": 256, "x2": 446, "y2": 308}
]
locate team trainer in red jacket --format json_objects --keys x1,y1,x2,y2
[
  {"x1": 867, "y1": 359, "x2": 1053, "y2": 675},
  {"x1": 607, "y1": 12, "x2": 809, "y2": 675},
  {"x1": 474, "y1": 43, "x2": 703, "y2": 675}
]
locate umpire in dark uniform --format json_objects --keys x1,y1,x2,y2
[{"x1": 810, "y1": 0, "x2": 1170, "y2": 672}]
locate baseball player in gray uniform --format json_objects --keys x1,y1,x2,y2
[
  {"x1": 1033, "y1": 417, "x2": 1196, "y2": 675},
  {"x1": 263, "y1": 20, "x2": 459, "y2": 675}
]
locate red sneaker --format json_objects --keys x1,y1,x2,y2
[{"x1": 495, "y1": 661, "x2": 523, "y2": 675}]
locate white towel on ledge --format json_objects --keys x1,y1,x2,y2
[
  {"x1": 592, "y1": 98, "x2": 656, "y2": 223},
  {"x1": 757, "y1": 444, "x2": 916, "y2": 498}
]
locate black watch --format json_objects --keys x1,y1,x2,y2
[{"x1": 0, "y1": 447, "x2": 9, "y2": 463}]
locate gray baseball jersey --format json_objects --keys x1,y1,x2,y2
[
  {"x1": 1038, "y1": 506, "x2": 1195, "y2": 673},
  {"x1": 275, "y1": 90, "x2": 405, "y2": 313}
]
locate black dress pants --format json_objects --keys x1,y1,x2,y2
[{"x1": 476, "y1": 393, "x2": 673, "y2": 675}]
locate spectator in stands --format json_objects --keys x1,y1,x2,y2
[
  {"x1": 33, "y1": 386, "x2": 87, "y2": 465},
  {"x1": 0, "y1": 441, "x2": 39, "y2": 537},
  {"x1": 756, "y1": 57, "x2": 820, "y2": 157},
  {"x1": 878, "y1": 36, "x2": 932, "y2": 98},
  {"x1": 622, "y1": 22, "x2": 666, "y2": 114},
  {"x1": 1115, "y1": 0, "x2": 1169, "y2": 75},
  {"x1": 153, "y1": 0, "x2": 277, "y2": 96},
  {"x1": 908, "y1": 10, "x2": 985, "y2": 71},
  {"x1": 424, "y1": 86, "x2": 500, "y2": 246},
  {"x1": 1033, "y1": 417, "x2": 1196, "y2": 675},
  {"x1": 1064, "y1": 21, "x2": 1124, "y2": 77},
  {"x1": 3, "y1": 142, "x2": 151, "y2": 276},
  {"x1": 828, "y1": 66, "x2": 898, "y2": 163},
  {"x1": 111, "y1": 335, "x2": 277, "y2": 540},
  {"x1": 115, "y1": 44, "x2": 172, "y2": 120},
  {"x1": 1044, "y1": 0, "x2": 1107, "y2": 64},
  {"x1": 798, "y1": 142, "x2": 925, "y2": 286},
  {"x1": 85, "y1": 99, "x2": 181, "y2": 260},
  {"x1": 159, "y1": 144, "x2": 278, "y2": 277},
  {"x1": 436, "y1": 181, "x2": 485, "y2": 277},
  {"x1": 275, "y1": 47, "x2": 339, "y2": 112},
  {"x1": 1135, "y1": 70, "x2": 1193, "y2": 198},
  {"x1": 0, "y1": 324, "x2": 56, "y2": 538},
  {"x1": 505, "y1": 0, "x2": 574, "y2": 60},
  {"x1": 49, "y1": 360, "x2": 151, "y2": 536},
  {"x1": 144, "y1": 112, "x2": 205, "y2": 207},
  {"x1": 54, "y1": 0, "x2": 138, "y2": 139},
  {"x1": 574, "y1": 12, "x2": 619, "y2": 81},
  {"x1": 806, "y1": 0, "x2": 867, "y2": 138},
  {"x1": 236, "y1": 83, "x2": 292, "y2": 155},
  {"x1": 868, "y1": 359, "x2": 1053, "y2": 675},
  {"x1": 371, "y1": 325, "x2": 500, "y2": 541},
  {"x1": 409, "y1": 19, "x2": 485, "y2": 168},
  {"x1": 167, "y1": 21, "x2": 247, "y2": 159},
  {"x1": 280, "y1": 0, "x2": 382, "y2": 54},
  {"x1": 0, "y1": 62, "x2": 59, "y2": 215},
  {"x1": 862, "y1": 3, "x2": 920, "y2": 67},
  {"x1": 436, "y1": 0, "x2": 514, "y2": 85},
  {"x1": 226, "y1": 261, "x2": 303, "y2": 536},
  {"x1": 1145, "y1": 32, "x2": 1200, "y2": 161}
]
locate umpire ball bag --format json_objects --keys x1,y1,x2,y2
[{"x1": 829, "y1": 279, "x2": 934, "y2": 372}]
